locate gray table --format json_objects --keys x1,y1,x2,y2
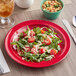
[{"x1": 0, "y1": 0, "x2": 76, "y2": 76}]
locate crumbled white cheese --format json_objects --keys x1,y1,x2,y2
[
  {"x1": 23, "y1": 47, "x2": 26, "y2": 51},
  {"x1": 38, "y1": 41, "x2": 42, "y2": 45},
  {"x1": 13, "y1": 45, "x2": 17, "y2": 50},
  {"x1": 18, "y1": 52, "x2": 21, "y2": 55},
  {"x1": 22, "y1": 57, "x2": 25, "y2": 60},
  {"x1": 50, "y1": 33, "x2": 54, "y2": 37},
  {"x1": 25, "y1": 45, "x2": 29, "y2": 47},
  {"x1": 38, "y1": 34, "x2": 47, "y2": 36},
  {"x1": 13, "y1": 34, "x2": 19, "y2": 41},
  {"x1": 46, "y1": 55, "x2": 53, "y2": 59},
  {"x1": 47, "y1": 35, "x2": 52, "y2": 41},
  {"x1": 57, "y1": 45, "x2": 61, "y2": 51},
  {"x1": 27, "y1": 30, "x2": 31, "y2": 38},
  {"x1": 41, "y1": 27, "x2": 47, "y2": 30},
  {"x1": 47, "y1": 48, "x2": 52, "y2": 53}
]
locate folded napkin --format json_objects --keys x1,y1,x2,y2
[{"x1": 0, "y1": 49, "x2": 10, "y2": 74}]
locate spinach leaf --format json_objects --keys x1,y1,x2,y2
[
  {"x1": 29, "y1": 43, "x2": 33, "y2": 48},
  {"x1": 23, "y1": 52, "x2": 38, "y2": 61},
  {"x1": 17, "y1": 41, "x2": 24, "y2": 49},
  {"x1": 16, "y1": 44, "x2": 20, "y2": 51},
  {"x1": 40, "y1": 43, "x2": 45, "y2": 47},
  {"x1": 11, "y1": 41, "x2": 20, "y2": 51},
  {"x1": 11, "y1": 41, "x2": 17, "y2": 45},
  {"x1": 33, "y1": 27, "x2": 41, "y2": 35},
  {"x1": 19, "y1": 54, "x2": 24, "y2": 56},
  {"x1": 48, "y1": 37, "x2": 62, "y2": 50},
  {"x1": 45, "y1": 56, "x2": 53, "y2": 61},
  {"x1": 40, "y1": 53, "x2": 47, "y2": 58},
  {"x1": 19, "y1": 33, "x2": 23, "y2": 40},
  {"x1": 24, "y1": 26, "x2": 30, "y2": 35},
  {"x1": 37, "y1": 35, "x2": 44, "y2": 42},
  {"x1": 19, "y1": 39, "x2": 28, "y2": 45},
  {"x1": 37, "y1": 58, "x2": 43, "y2": 62},
  {"x1": 45, "y1": 28, "x2": 53, "y2": 35},
  {"x1": 33, "y1": 42, "x2": 38, "y2": 45},
  {"x1": 54, "y1": 4, "x2": 59, "y2": 8},
  {"x1": 46, "y1": 4, "x2": 50, "y2": 7},
  {"x1": 47, "y1": 28, "x2": 53, "y2": 33}
]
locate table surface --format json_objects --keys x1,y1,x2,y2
[{"x1": 0, "y1": 0, "x2": 76, "y2": 76}]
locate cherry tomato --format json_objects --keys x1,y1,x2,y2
[
  {"x1": 28, "y1": 37, "x2": 35, "y2": 43},
  {"x1": 30, "y1": 30, "x2": 35, "y2": 36},
  {"x1": 50, "y1": 49, "x2": 57, "y2": 55},
  {"x1": 39, "y1": 48, "x2": 46, "y2": 54},
  {"x1": 22, "y1": 31, "x2": 27, "y2": 37},
  {"x1": 41, "y1": 30, "x2": 45, "y2": 34},
  {"x1": 25, "y1": 47, "x2": 31, "y2": 52},
  {"x1": 48, "y1": 35, "x2": 52, "y2": 38},
  {"x1": 31, "y1": 47, "x2": 38, "y2": 54},
  {"x1": 42, "y1": 39, "x2": 51, "y2": 45}
]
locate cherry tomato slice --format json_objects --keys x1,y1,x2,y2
[
  {"x1": 39, "y1": 48, "x2": 46, "y2": 54},
  {"x1": 42, "y1": 39, "x2": 51, "y2": 45},
  {"x1": 30, "y1": 30, "x2": 35, "y2": 36},
  {"x1": 28, "y1": 37, "x2": 35, "y2": 43},
  {"x1": 25, "y1": 47, "x2": 31, "y2": 52},
  {"x1": 41, "y1": 30, "x2": 45, "y2": 34},
  {"x1": 48, "y1": 35, "x2": 52, "y2": 38},
  {"x1": 22, "y1": 31, "x2": 27, "y2": 37},
  {"x1": 31, "y1": 47, "x2": 38, "y2": 54},
  {"x1": 50, "y1": 49, "x2": 57, "y2": 55}
]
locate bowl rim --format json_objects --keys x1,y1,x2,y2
[
  {"x1": 40, "y1": 0, "x2": 64, "y2": 14},
  {"x1": 4, "y1": 20, "x2": 70, "y2": 68}
]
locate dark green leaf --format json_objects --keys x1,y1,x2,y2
[
  {"x1": 53, "y1": 32, "x2": 57, "y2": 35},
  {"x1": 40, "y1": 43, "x2": 45, "y2": 47},
  {"x1": 19, "y1": 54, "x2": 24, "y2": 56},
  {"x1": 17, "y1": 41, "x2": 24, "y2": 49},
  {"x1": 54, "y1": 4, "x2": 59, "y2": 8},
  {"x1": 37, "y1": 35, "x2": 44, "y2": 42},
  {"x1": 19, "y1": 33, "x2": 23, "y2": 39},
  {"x1": 40, "y1": 53, "x2": 47, "y2": 58},
  {"x1": 33, "y1": 42, "x2": 38, "y2": 45},
  {"x1": 11, "y1": 41, "x2": 17, "y2": 45},
  {"x1": 24, "y1": 26, "x2": 30, "y2": 35},
  {"x1": 29, "y1": 43, "x2": 33, "y2": 48},
  {"x1": 46, "y1": 4, "x2": 50, "y2": 7},
  {"x1": 33, "y1": 27, "x2": 41, "y2": 34}
]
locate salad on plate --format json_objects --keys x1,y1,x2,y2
[{"x1": 11, "y1": 26, "x2": 62, "y2": 62}]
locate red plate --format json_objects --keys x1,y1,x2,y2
[{"x1": 5, "y1": 20, "x2": 70, "y2": 68}]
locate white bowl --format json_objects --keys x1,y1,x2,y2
[{"x1": 15, "y1": 0, "x2": 34, "y2": 8}]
